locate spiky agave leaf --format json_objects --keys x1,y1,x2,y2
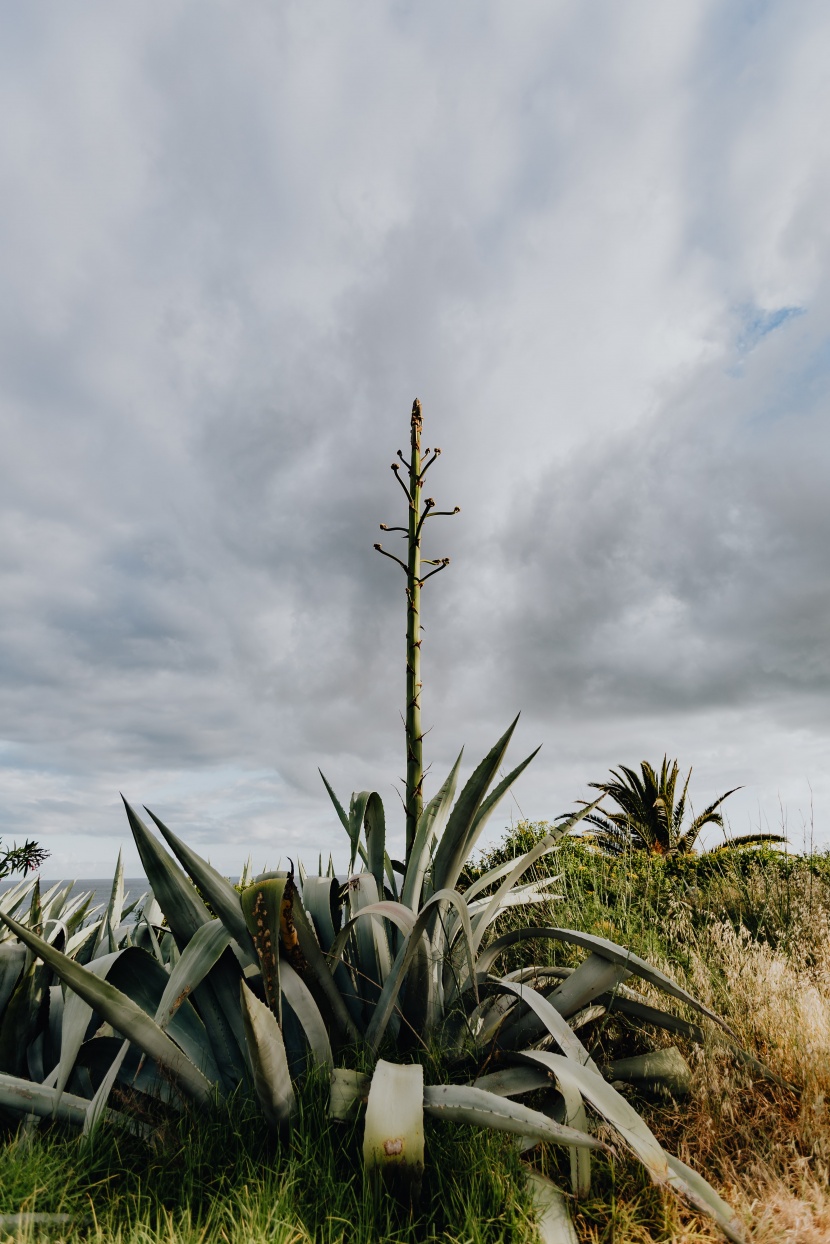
[{"x1": 0, "y1": 913, "x2": 216, "y2": 1105}]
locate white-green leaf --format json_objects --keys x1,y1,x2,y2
[
  {"x1": 422, "y1": 1084, "x2": 602, "y2": 1150},
  {"x1": 520, "y1": 1051, "x2": 669, "y2": 1177},
  {"x1": 525, "y1": 1170, "x2": 579, "y2": 1244},
  {"x1": 0, "y1": 912, "x2": 215, "y2": 1105},
  {"x1": 280, "y1": 959, "x2": 333, "y2": 1069},
  {"x1": 363, "y1": 1060, "x2": 424, "y2": 1180},
  {"x1": 492, "y1": 980, "x2": 599, "y2": 1071},
  {"x1": 83, "y1": 1038, "x2": 130, "y2": 1137},
  {"x1": 239, "y1": 980, "x2": 295, "y2": 1128},
  {"x1": 154, "y1": 920, "x2": 233, "y2": 1029}
]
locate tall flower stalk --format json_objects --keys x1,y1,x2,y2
[{"x1": 374, "y1": 399, "x2": 459, "y2": 857}]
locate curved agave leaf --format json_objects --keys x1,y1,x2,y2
[
  {"x1": 302, "y1": 877, "x2": 342, "y2": 953},
  {"x1": 347, "y1": 874, "x2": 393, "y2": 1010},
  {"x1": 363, "y1": 1060, "x2": 424, "y2": 1185},
  {"x1": 476, "y1": 926, "x2": 738, "y2": 1040},
  {"x1": 279, "y1": 959, "x2": 333, "y2": 1069},
  {"x1": 154, "y1": 920, "x2": 233, "y2": 1030},
  {"x1": 0, "y1": 913, "x2": 215, "y2": 1105},
  {"x1": 362, "y1": 888, "x2": 477, "y2": 1050},
  {"x1": 239, "y1": 980, "x2": 295, "y2": 1129},
  {"x1": 525, "y1": 1170, "x2": 578, "y2": 1244},
  {"x1": 83, "y1": 1038, "x2": 130, "y2": 1137},
  {"x1": 488, "y1": 980, "x2": 599, "y2": 1070},
  {"x1": 518, "y1": 1051, "x2": 746, "y2": 1244},
  {"x1": 472, "y1": 1066, "x2": 551, "y2": 1097},
  {"x1": 0, "y1": 1070, "x2": 142, "y2": 1132},
  {"x1": 400, "y1": 750, "x2": 464, "y2": 911},
  {"x1": 499, "y1": 954, "x2": 632, "y2": 1051},
  {"x1": 144, "y1": 808, "x2": 256, "y2": 964},
  {"x1": 423, "y1": 1083, "x2": 603, "y2": 1150},
  {"x1": 604, "y1": 1047, "x2": 692, "y2": 1098},
  {"x1": 431, "y1": 718, "x2": 520, "y2": 894},
  {"x1": 0, "y1": 943, "x2": 25, "y2": 1013},
  {"x1": 363, "y1": 793, "x2": 387, "y2": 894},
  {"x1": 124, "y1": 801, "x2": 248, "y2": 1086},
  {"x1": 665, "y1": 1153, "x2": 747, "y2": 1243}
]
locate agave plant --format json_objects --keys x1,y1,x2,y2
[
  {"x1": 568, "y1": 757, "x2": 786, "y2": 856},
  {"x1": 0, "y1": 726, "x2": 753, "y2": 1241},
  {"x1": 0, "y1": 403, "x2": 757, "y2": 1242}
]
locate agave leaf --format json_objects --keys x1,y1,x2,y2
[
  {"x1": 525, "y1": 1169, "x2": 579, "y2": 1244},
  {"x1": 302, "y1": 877, "x2": 341, "y2": 953},
  {"x1": 330, "y1": 1067, "x2": 370, "y2": 1121},
  {"x1": 500, "y1": 954, "x2": 632, "y2": 1051},
  {"x1": 0, "y1": 913, "x2": 215, "y2": 1105},
  {"x1": 600, "y1": 988, "x2": 787, "y2": 1087},
  {"x1": 122, "y1": 800, "x2": 210, "y2": 946},
  {"x1": 319, "y1": 770, "x2": 351, "y2": 835},
  {"x1": 461, "y1": 746, "x2": 542, "y2": 865},
  {"x1": 0, "y1": 954, "x2": 47, "y2": 1077},
  {"x1": 520, "y1": 1050, "x2": 667, "y2": 1173},
  {"x1": 92, "y1": 849, "x2": 124, "y2": 959},
  {"x1": 400, "y1": 750, "x2": 464, "y2": 911},
  {"x1": 327, "y1": 900, "x2": 418, "y2": 966},
  {"x1": 490, "y1": 980, "x2": 599, "y2": 1070},
  {"x1": 547, "y1": 953, "x2": 632, "y2": 1018},
  {"x1": 154, "y1": 920, "x2": 233, "y2": 1030},
  {"x1": 279, "y1": 959, "x2": 333, "y2": 1069},
  {"x1": 0, "y1": 943, "x2": 25, "y2": 1013},
  {"x1": 363, "y1": 793, "x2": 387, "y2": 894},
  {"x1": 0, "y1": 1070, "x2": 143, "y2": 1133},
  {"x1": 472, "y1": 1066, "x2": 552, "y2": 1097},
  {"x1": 124, "y1": 802, "x2": 248, "y2": 1086},
  {"x1": 665, "y1": 1154, "x2": 746, "y2": 1244},
  {"x1": 432, "y1": 719, "x2": 521, "y2": 894},
  {"x1": 144, "y1": 808, "x2": 256, "y2": 964},
  {"x1": 347, "y1": 873, "x2": 393, "y2": 1009},
  {"x1": 239, "y1": 980, "x2": 295, "y2": 1129},
  {"x1": 55, "y1": 987, "x2": 95, "y2": 1104},
  {"x1": 362, "y1": 888, "x2": 476, "y2": 1051},
  {"x1": 476, "y1": 926, "x2": 738, "y2": 1040},
  {"x1": 604, "y1": 1047, "x2": 692, "y2": 1098},
  {"x1": 557, "y1": 1076, "x2": 591, "y2": 1197},
  {"x1": 83, "y1": 1038, "x2": 130, "y2": 1137},
  {"x1": 363, "y1": 1060, "x2": 424, "y2": 1184},
  {"x1": 423, "y1": 1083, "x2": 602, "y2": 1150},
  {"x1": 240, "y1": 878, "x2": 286, "y2": 1016},
  {"x1": 289, "y1": 893, "x2": 362, "y2": 1043}
]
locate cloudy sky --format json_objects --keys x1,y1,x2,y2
[{"x1": 1, "y1": 0, "x2": 828, "y2": 879}]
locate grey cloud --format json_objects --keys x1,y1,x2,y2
[{"x1": 1, "y1": 1, "x2": 829, "y2": 875}]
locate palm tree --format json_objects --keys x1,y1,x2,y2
[{"x1": 564, "y1": 757, "x2": 786, "y2": 856}]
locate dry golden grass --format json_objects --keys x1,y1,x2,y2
[{"x1": 629, "y1": 902, "x2": 830, "y2": 1242}]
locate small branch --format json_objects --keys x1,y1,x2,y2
[
  {"x1": 396, "y1": 449, "x2": 413, "y2": 471},
  {"x1": 373, "y1": 544, "x2": 408, "y2": 573},
  {"x1": 424, "y1": 505, "x2": 461, "y2": 520},
  {"x1": 419, "y1": 557, "x2": 450, "y2": 584},
  {"x1": 415, "y1": 497, "x2": 435, "y2": 538},
  {"x1": 391, "y1": 463, "x2": 413, "y2": 504},
  {"x1": 419, "y1": 448, "x2": 442, "y2": 481},
  {"x1": 379, "y1": 524, "x2": 408, "y2": 533}
]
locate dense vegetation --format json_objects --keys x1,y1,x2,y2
[{"x1": 2, "y1": 832, "x2": 829, "y2": 1243}]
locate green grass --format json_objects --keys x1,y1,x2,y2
[{"x1": 0, "y1": 1072, "x2": 536, "y2": 1243}]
